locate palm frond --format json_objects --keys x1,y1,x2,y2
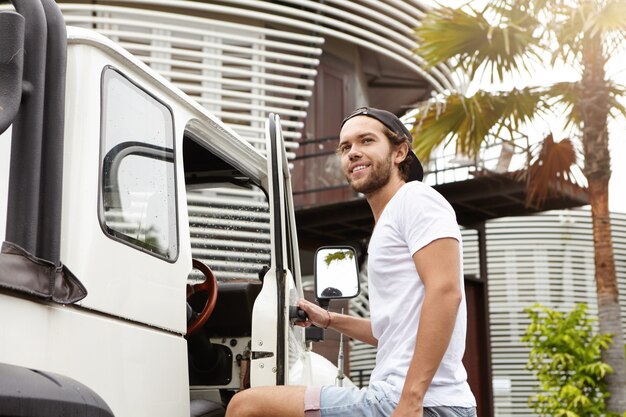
[
  {"x1": 499, "y1": 87, "x2": 549, "y2": 129},
  {"x1": 550, "y1": 6, "x2": 586, "y2": 65},
  {"x1": 605, "y1": 30, "x2": 626, "y2": 59},
  {"x1": 587, "y1": 0, "x2": 626, "y2": 38},
  {"x1": 550, "y1": 0, "x2": 626, "y2": 66},
  {"x1": 415, "y1": 7, "x2": 489, "y2": 70},
  {"x1": 491, "y1": 0, "x2": 565, "y2": 17},
  {"x1": 410, "y1": 94, "x2": 483, "y2": 162},
  {"x1": 591, "y1": 0, "x2": 626, "y2": 60},
  {"x1": 546, "y1": 82, "x2": 583, "y2": 129},
  {"x1": 521, "y1": 134, "x2": 581, "y2": 207},
  {"x1": 411, "y1": 88, "x2": 545, "y2": 161},
  {"x1": 546, "y1": 81, "x2": 626, "y2": 128},
  {"x1": 415, "y1": 6, "x2": 542, "y2": 82},
  {"x1": 608, "y1": 82, "x2": 626, "y2": 120}
]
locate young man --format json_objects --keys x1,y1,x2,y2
[{"x1": 225, "y1": 107, "x2": 476, "y2": 417}]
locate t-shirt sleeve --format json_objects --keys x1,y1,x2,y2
[{"x1": 398, "y1": 184, "x2": 461, "y2": 256}]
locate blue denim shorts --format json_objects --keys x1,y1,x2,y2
[{"x1": 304, "y1": 383, "x2": 476, "y2": 417}]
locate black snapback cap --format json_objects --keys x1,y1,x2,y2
[{"x1": 340, "y1": 106, "x2": 424, "y2": 182}]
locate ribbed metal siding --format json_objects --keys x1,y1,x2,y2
[
  {"x1": 187, "y1": 188, "x2": 270, "y2": 281},
  {"x1": 59, "y1": 2, "x2": 321, "y2": 160},
  {"x1": 482, "y1": 209, "x2": 626, "y2": 416},
  {"x1": 349, "y1": 270, "x2": 375, "y2": 386}
]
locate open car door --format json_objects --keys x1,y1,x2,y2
[{"x1": 250, "y1": 114, "x2": 305, "y2": 387}]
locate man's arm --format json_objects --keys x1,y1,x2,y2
[
  {"x1": 392, "y1": 237, "x2": 462, "y2": 417},
  {"x1": 297, "y1": 298, "x2": 378, "y2": 346}
]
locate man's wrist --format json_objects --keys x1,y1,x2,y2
[
  {"x1": 323, "y1": 310, "x2": 332, "y2": 329},
  {"x1": 398, "y1": 397, "x2": 424, "y2": 411},
  {"x1": 396, "y1": 397, "x2": 424, "y2": 416},
  {"x1": 400, "y1": 386, "x2": 426, "y2": 406}
]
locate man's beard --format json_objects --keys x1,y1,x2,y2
[{"x1": 346, "y1": 153, "x2": 392, "y2": 195}]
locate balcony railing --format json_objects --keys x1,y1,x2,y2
[{"x1": 292, "y1": 134, "x2": 586, "y2": 209}]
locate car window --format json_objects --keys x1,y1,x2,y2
[{"x1": 99, "y1": 67, "x2": 178, "y2": 260}]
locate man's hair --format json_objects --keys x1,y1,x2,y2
[{"x1": 383, "y1": 127, "x2": 413, "y2": 182}]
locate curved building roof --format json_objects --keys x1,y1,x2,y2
[{"x1": 59, "y1": 0, "x2": 462, "y2": 158}]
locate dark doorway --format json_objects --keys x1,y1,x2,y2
[
  {"x1": 293, "y1": 52, "x2": 356, "y2": 207},
  {"x1": 464, "y1": 275, "x2": 494, "y2": 417}
]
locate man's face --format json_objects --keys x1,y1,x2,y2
[{"x1": 338, "y1": 116, "x2": 402, "y2": 195}]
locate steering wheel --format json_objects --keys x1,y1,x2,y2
[{"x1": 186, "y1": 259, "x2": 218, "y2": 337}]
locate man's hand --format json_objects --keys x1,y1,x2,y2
[
  {"x1": 295, "y1": 298, "x2": 331, "y2": 328},
  {"x1": 294, "y1": 299, "x2": 378, "y2": 346}
]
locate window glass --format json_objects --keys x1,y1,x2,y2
[
  {"x1": 187, "y1": 187, "x2": 270, "y2": 282},
  {"x1": 100, "y1": 67, "x2": 177, "y2": 260}
]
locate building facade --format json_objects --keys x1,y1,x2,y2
[
  {"x1": 472, "y1": 209, "x2": 626, "y2": 416},
  {"x1": 58, "y1": 0, "x2": 460, "y2": 158},
  {"x1": 55, "y1": 0, "x2": 462, "y2": 280}
]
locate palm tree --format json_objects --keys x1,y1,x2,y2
[{"x1": 412, "y1": 0, "x2": 626, "y2": 412}]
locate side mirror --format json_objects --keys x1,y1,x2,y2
[{"x1": 314, "y1": 246, "x2": 360, "y2": 306}]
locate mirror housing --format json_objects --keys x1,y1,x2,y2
[{"x1": 314, "y1": 246, "x2": 360, "y2": 307}]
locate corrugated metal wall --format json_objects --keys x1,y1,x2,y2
[
  {"x1": 59, "y1": 1, "x2": 322, "y2": 159},
  {"x1": 187, "y1": 188, "x2": 270, "y2": 281},
  {"x1": 484, "y1": 209, "x2": 626, "y2": 416}
]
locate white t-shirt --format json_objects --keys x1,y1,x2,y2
[{"x1": 367, "y1": 181, "x2": 476, "y2": 407}]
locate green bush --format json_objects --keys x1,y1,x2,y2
[{"x1": 521, "y1": 303, "x2": 622, "y2": 417}]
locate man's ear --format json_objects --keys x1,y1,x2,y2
[{"x1": 394, "y1": 142, "x2": 410, "y2": 164}]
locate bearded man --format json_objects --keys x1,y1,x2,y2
[{"x1": 225, "y1": 107, "x2": 476, "y2": 417}]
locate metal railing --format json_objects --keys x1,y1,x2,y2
[
  {"x1": 292, "y1": 134, "x2": 542, "y2": 200},
  {"x1": 422, "y1": 135, "x2": 532, "y2": 186}
]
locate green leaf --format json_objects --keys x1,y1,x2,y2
[
  {"x1": 411, "y1": 88, "x2": 545, "y2": 161},
  {"x1": 414, "y1": 5, "x2": 542, "y2": 82},
  {"x1": 521, "y1": 303, "x2": 615, "y2": 416},
  {"x1": 323, "y1": 250, "x2": 354, "y2": 267}
]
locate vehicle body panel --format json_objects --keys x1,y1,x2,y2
[
  {"x1": 0, "y1": 22, "x2": 347, "y2": 416},
  {"x1": 0, "y1": 293, "x2": 189, "y2": 416},
  {"x1": 61, "y1": 28, "x2": 267, "y2": 334}
]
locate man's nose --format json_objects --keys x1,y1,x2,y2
[{"x1": 347, "y1": 145, "x2": 362, "y2": 160}]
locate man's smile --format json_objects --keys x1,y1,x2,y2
[{"x1": 350, "y1": 163, "x2": 370, "y2": 175}]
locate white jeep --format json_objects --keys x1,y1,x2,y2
[{"x1": 0, "y1": 2, "x2": 359, "y2": 416}]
